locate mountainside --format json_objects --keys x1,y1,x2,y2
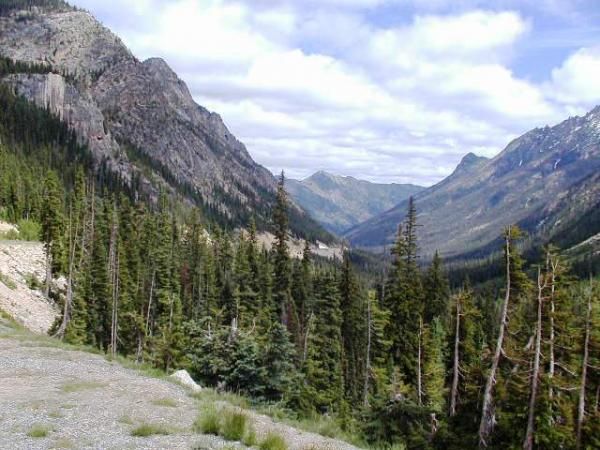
[
  {"x1": 345, "y1": 107, "x2": 600, "y2": 258},
  {"x1": 0, "y1": 1, "x2": 330, "y2": 241},
  {"x1": 287, "y1": 171, "x2": 423, "y2": 235}
]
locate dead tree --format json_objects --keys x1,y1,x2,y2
[
  {"x1": 523, "y1": 267, "x2": 548, "y2": 450},
  {"x1": 479, "y1": 227, "x2": 513, "y2": 448},
  {"x1": 108, "y1": 210, "x2": 119, "y2": 357},
  {"x1": 417, "y1": 315, "x2": 423, "y2": 406},
  {"x1": 449, "y1": 292, "x2": 462, "y2": 417},
  {"x1": 363, "y1": 292, "x2": 373, "y2": 408},
  {"x1": 575, "y1": 280, "x2": 593, "y2": 449}
]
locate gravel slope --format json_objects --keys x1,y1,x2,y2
[{"x1": 0, "y1": 320, "x2": 361, "y2": 450}]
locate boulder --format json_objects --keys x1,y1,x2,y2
[{"x1": 169, "y1": 369, "x2": 202, "y2": 393}]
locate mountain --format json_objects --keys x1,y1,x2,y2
[
  {"x1": 287, "y1": 171, "x2": 423, "y2": 235},
  {"x1": 345, "y1": 107, "x2": 600, "y2": 258},
  {"x1": 0, "y1": 1, "x2": 330, "y2": 241}
]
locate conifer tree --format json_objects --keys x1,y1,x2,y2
[
  {"x1": 340, "y1": 250, "x2": 366, "y2": 405},
  {"x1": 385, "y1": 197, "x2": 423, "y2": 398},
  {"x1": 273, "y1": 171, "x2": 291, "y2": 326},
  {"x1": 423, "y1": 251, "x2": 450, "y2": 323},
  {"x1": 305, "y1": 272, "x2": 344, "y2": 413},
  {"x1": 40, "y1": 170, "x2": 64, "y2": 297}
]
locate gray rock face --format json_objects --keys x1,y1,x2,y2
[
  {"x1": 287, "y1": 171, "x2": 423, "y2": 235},
  {"x1": 0, "y1": 6, "x2": 284, "y2": 221},
  {"x1": 5, "y1": 73, "x2": 117, "y2": 160},
  {"x1": 346, "y1": 107, "x2": 600, "y2": 258}
]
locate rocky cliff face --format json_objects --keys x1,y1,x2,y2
[
  {"x1": 0, "y1": 4, "x2": 323, "y2": 237},
  {"x1": 345, "y1": 107, "x2": 600, "y2": 258},
  {"x1": 287, "y1": 171, "x2": 423, "y2": 235}
]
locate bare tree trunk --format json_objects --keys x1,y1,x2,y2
[
  {"x1": 55, "y1": 206, "x2": 78, "y2": 339},
  {"x1": 44, "y1": 246, "x2": 51, "y2": 298},
  {"x1": 417, "y1": 315, "x2": 423, "y2": 407},
  {"x1": 575, "y1": 281, "x2": 592, "y2": 450},
  {"x1": 523, "y1": 267, "x2": 545, "y2": 450},
  {"x1": 479, "y1": 228, "x2": 512, "y2": 448},
  {"x1": 450, "y1": 292, "x2": 462, "y2": 417},
  {"x1": 548, "y1": 257, "x2": 556, "y2": 399},
  {"x1": 363, "y1": 293, "x2": 372, "y2": 408},
  {"x1": 108, "y1": 211, "x2": 119, "y2": 357},
  {"x1": 145, "y1": 270, "x2": 156, "y2": 338}
]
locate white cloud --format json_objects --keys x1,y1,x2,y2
[
  {"x1": 72, "y1": 0, "x2": 597, "y2": 185},
  {"x1": 546, "y1": 46, "x2": 600, "y2": 111}
]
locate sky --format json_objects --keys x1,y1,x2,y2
[{"x1": 73, "y1": 0, "x2": 600, "y2": 186}]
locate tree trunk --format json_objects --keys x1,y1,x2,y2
[
  {"x1": 548, "y1": 253, "x2": 557, "y2": 399},
  {"x1": 575, "y1": 281, "x2": 592, "y2": 450},
  {"x1": 55, "y1": 206, "x2": 78, "y2": 339},
  {"x1": 417, "y1": 316, "x2": 423, "y2": 406},
  {"x1": 44, "y1": 246, "x2": 51, "y2": 298},
  {"x1": 523, "y1": 267, "x2": 545, "y2": 450},
  {"x1": 449, "y1": 292, "x2": 461, "y2": 417},
  {"x1": 479, "y1": 228, "x2": 512, "y2": 448},
  {"x1": 363, "y1": 293, "x2": 372, "y2": 408},
  {"x1": 145, "y1": 269, "x2": 155, "y2": 337}
]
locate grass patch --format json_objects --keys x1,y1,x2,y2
[
  {"x1": 193, "y1": 404, "x2": 220, "y2": 435},
  {"x1": 130, "y1": 423, "x2": 171, "y2": 437},
  {"x1": 259, "y1": 432, "x2": 288, "y2": 450},
  {"x1": 221, "y1": 409, "x2": 248, "y2": 441},
  {"x1": 27, "y1": 423, "x2": 52, "y2": 438},
  {"x1": 0, "y1": 270, "x2": 16, "y2": 289},
  {"x1": 242, "y1": 423, "x2": 257, "y2": 446},
  {"x1": 25, "y1": 272, "x2": 42, "y2": 290},
  {"x1": 191, "y1": 388, "x2": 249, "y2": 409},
  {"x1": 60, "y1": 380, "x2": 107, "y2": 393},
  {"x1": 48, "y1": 410, "x2": 64, "y2": 419},
  {"x1": 151, "y1": 397, "x2": 178, "y2": 407}
]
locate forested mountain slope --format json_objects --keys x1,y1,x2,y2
[
  {"x1": 0, "y1": 0, "x2": 330, "y2": 241},
  {"x1": 345, "y1": 107, "x2": 600, "y2": 258},
  {"x1": 287, "y1": 171, "x2": 423, "y2": 235}
]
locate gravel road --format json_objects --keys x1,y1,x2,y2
[{"x1": 0, "y1": 319, "x2": 361, "y2": 450}]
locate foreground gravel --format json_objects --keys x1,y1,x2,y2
[{"x1": 0, "y1": 321, "x2": 361, "y2": 450}]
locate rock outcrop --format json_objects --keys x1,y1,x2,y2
[{"x1": 0, "y1": 4, "x2": 325, "y2": 238}]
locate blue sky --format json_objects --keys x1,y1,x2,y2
[{"x1": 73, "y1": 0, "x2": 600, "y2": 185}]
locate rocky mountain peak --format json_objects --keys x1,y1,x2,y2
[{"x1": 0, "y1": 3, "x2": 330, "y2": 241}]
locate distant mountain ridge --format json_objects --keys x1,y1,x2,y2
[
  {"x1": 287, "y1": 171, "x2": 423, "y2": 235},
  {"x1": 345, "y1": 106, "x2": 600, "y2": 258}
]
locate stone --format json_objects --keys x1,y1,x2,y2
[{"x1": 169, "y1": 369, "x2": 202, "y2": 393}]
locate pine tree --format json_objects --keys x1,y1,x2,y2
[
  {"x1": 40, "y1": 170, "x2": 64, "y2": 297},
  {"x1": 423, "y1": 251, "x2": 450, "y2": 324},
  {"x1": 385, "y1": 197, "x2": 423, "y2": 398},
  {"x1": 305, "y1": 272, "x2": 344, "y2": 413},
  {"x1": 340, "y1": 250, "x2": 366, "y2": 405},
  {"x1": 273, "y1": 171, "x2": 291, "y2": 326}
]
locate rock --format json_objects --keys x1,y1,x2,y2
[{"x1": 169, "y1": 369, "x2": 202, "y2": 393}]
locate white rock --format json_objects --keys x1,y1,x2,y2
[{"x1": 169, "y1": 369, "x2": 202, "y2": 392}]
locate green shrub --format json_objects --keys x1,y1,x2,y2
[
  {"x1": 17, "y1": 219, "x2": 41, "y2": 241},
  {"x1": 25, "y1": 273, "x2": 42, "y2": 290},
  {"x1": 130, "y1": 423, "x2": 171, "y2": 437},
  {"x1": 243, "y1": 423, "x2": 258, "y2": 446},
  {"x1": 259, "y1": 432, "x2": 288, "y2": 450},
  {"x1": 221, "y1": 409, "x2": 248, "y2": 441},
  {"x1": 27, "y1": 423, "x2": 52, "y2": 438},
  {"x1": 193, "y1": 404, "x2": 220, "y2": 435},
  {"x1": 0, "y1": 229, "x2": 19, "y2": 240}
]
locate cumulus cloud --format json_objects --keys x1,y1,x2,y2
[
  {"x1": 546, "y1": 46, "x2": 600, "y2": 111},
  {"x1": 72, "y1": 0, "x2": 598, "y2": 185}
]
